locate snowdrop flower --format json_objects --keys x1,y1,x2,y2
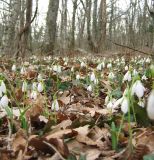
[
  {"x1": 12, "y1": 64, "x2": 16, "y2": 72},
  {"x1": 32, "y1": 82, "x2": 37, "y2": 90},
  {"x1": 90, "y1": 72, "x2": 96, "y2": 82},
  {"x1": 57, "y1": 66, "x2": 62, "y2": 73},
  {"x1": 131, "y1": 80, "x2": 145, "y2": 98},
  {"x1": 51, "y1": 99, "x2": 59, "y2": 111},
  {"x1": 125, "y1": 66, "x2": 128, "y2": 71},
  {"x1": 20, "y1": 67, "x2": 26, "y2": 75},
  {"x1": 108, "y1": 72, "x2": 115, "y2": 79},
  {"x1": 87, "y1": 85, "x2": 92, "y2": 92},
  {"x1": 71, "y1": 67, "x2": 74, "y2": 72},
  {"x1": 105, "y1": 95, "x2": 109, "y2": 105},
  {"x1": 146, "y1": 58, "x2": 151, "y2": 63},
  {"x1": 94, "y1": 78, "x2": 99, "y2": 85},
  {"x1": 138, "y1": 99, "x2": 145, "y2": 108},
  {"x1": 53, "y1": 65, "x2": 61, "y2": 73},
  {"x1": 142, "y1": 75, "x2": 148, "y2": 80},
  {"x1": 123, "y1": 71, "x2": 131, "y2": 82},
  {"x1": 37, "y1": 82, "x2": 44, "y2": 93},
  {"x1": 30, "y1": 90, "x2": 37, "y2": 100},
  {"x1": 81, "y1": 62, "x2": 86, "y2": 68},
  {"x1": 147, "y1": 90, "x2": 154, "y2": 120},
  {"x1": 64, "y1": 61, "x2": 67, "y2": 66},
  {"x1": 0, "y1": 81, "x2": 6, "y2": 94},
  {"x1": 0, "y1": 95, "x2": 9, "y2": 108},
  {"x1": 0, "y1": 89, "x2": 2, "y2": 97},
  {"x1": 22, "y1": 81, "x2": 28, "y2": 92},
  {"x1": 113, "y1": 97, "x2": 123, "y2": 108},
  {"x1": 107, "y1": 63, "x2": 112, "y2": 69},
  {"x1": 107, "y1": 101, "x2": 113, "y2": 109},
  {"x1": 37, "y1": 74, "x2": 43, "y2": 82},
  {"x1": 133, "y1": 69, "x2": 138, "y2": 76},
  {"x1": 121, "y1": 97, "x2": 129, "y2": 114},
  {"x1": 76, "y1": 74, "x2": 80, "y2": 80},
  {"x1": 97, "y1": 63, "x2": 102, "y2": 71}
]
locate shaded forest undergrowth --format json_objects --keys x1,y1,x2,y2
[{"x1": 0, "y1": 54, "x2": 154, "y2": 160}]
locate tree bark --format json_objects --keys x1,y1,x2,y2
[{"x1": 46, "y1": 0, "x2": 59, "y2": 54}]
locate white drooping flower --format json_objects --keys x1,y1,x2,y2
[
  {"x1": 57, "y1": 65, "x2": 62, "y2": 73},
  {"x1": 146, "y1": 57, "x2": 151, "y2": 63},
  {"x1": 32, "y1": 82, "x2": 37, "y2": 90},
  {"x1": 51, "y1": 99, "x2": 59, "y2": 111},
  {"x1": 0, "y1": 89, "x2": 2, "y2": 97},
  {"x1": 37, "y1": 82, "x2": 44, "y2": 93},
  {"x1": 107, "y1": 101, "x2": 113, "y2": 109},
  {"x1": 0, "y1": 81, "x2": 6, "y2": 94},
  {"x1": 81, "y1": 62, "x2": 86, "y2": 68},
  {"x1": 125, "y1": 66, "x2": 128, "y2": 71},
  {"x1": 71, "y1": 67, "x2": 74, "y2": 72},
  {"x1": 20, "y1": 67, "x2": 26, "y2": 75},
  {"x1": 121, "y1": 97, "x2": 129, "y2": 114},
  {"x1": 131, "y1": 80, "x2": 145, "y2": 98},
  {"x1": 113, "y1": 97, "x2": 123, "y2": 109},
  {"x1": 105, "y1": 95, "x2": 109, "y2": 105},
  {"x1": 147, "y1": 90, "x2": 154, "y2": 120},
  {"x1": 0, "y1": 95, "x2": 9, "y2": 108},
  {"x1": 142, "y1": 75, "x2": 148, "y2": 80},
  {"x1": 108, "y1": 72, "x2": 115, "y2": 79},
  {"x1": 138, "y1": 99, "x2": 145, "y2": 108},
  {"x1": 37, "y1": 74, "x2": 43, "y2": 82},
  {"x1": 133, "y1": 69, "x2": 138, "y2": 76},
  {"x1": 97, "y1": 63, "x2": 102, "y2": 71},
  {"x1": 90, "y1": 72, "x2": 96, "y2": 82},
  {"x1": 123, "y1": 71, "x2": 131, "y2": 82},
  {"x1": 94, "y1": 78, "x2": 99, "y2": 85},
  {"x1": 30, "y1": 90, "x2": 37, "y2": 100},
  {"x1": 22, "y1": 81, "x2": 28, "y2": 92},
  {"x1": 76, "y1": 74, "x2": 80, "y2": 80},
  {"x1": 53, "y1": 65, "x2": 61, "y2": 73},
  {"x1": 87, "y1": 85, "x2": 92, "y2": 92},
  {"x1": 12, "y1": 64, "x2": 16, "y2": 72},
  {"x1": 107, "y1": 63, "x2": 112, "y2": 69}
]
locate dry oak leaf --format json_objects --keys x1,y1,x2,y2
[
  {"x1": 52, "y1": 119, "x2": 72, "y2": 130},
  {"x1": 45, "y1": 129, "x2": 78, "y2": 140},
  {"x1": 12, "y1": 129, "x2": 27, "y2": 154},
  {"x1": 76, "y1": 135, "x2": 97, "y2": 146},
  {"x1": 74, "y1": 125, "x2": 90, "y2": 136}
]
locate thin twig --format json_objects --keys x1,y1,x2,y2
[
  {"x1": 43, "y1": 140, "x2": 66, "y2": 160},
  {"x1": 107, "y1": 39, "x2": 152, "y2": 56}
]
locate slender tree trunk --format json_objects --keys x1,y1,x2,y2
[
  {"x1": 97, "y1": 0, "x2": 107, "y2": 52},
  {"x1": 92, "y1": 0, "x2": 98, "y2": 41},
  {"x1": 46, "y1": 0, "x2": 59, "y2": 54},
  {"x1": 70, "y1": 0, "x2": 78, "y2": 49}
]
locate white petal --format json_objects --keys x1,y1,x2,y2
[
  {"x1": 121, "y1": 98, "x2": 129, "y2": 114},
  {"x1": 0, "y1": 95, "x2": 9, "y2": 108},
  {"x1": 51, "y1": 100, "x2": 59, "y2": 111},
  {"x1": 147, "y1": 90, "x2": 154, "y2": 120},
  {"x1": 37, "y1": 83, "x2": 44, "y2": 92}
]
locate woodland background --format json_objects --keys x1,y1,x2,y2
[{"x1": 0, "y1": 0, "x2": 154, "y2": 58}]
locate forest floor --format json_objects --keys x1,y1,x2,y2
[{"x1": 0, "y1": 54, "x2": 153, "y2": 160}]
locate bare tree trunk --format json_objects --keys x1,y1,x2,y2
[
  {"x1": 97, "y1": 0, "x2": 107, "y2": 52},
  {"x1": 70, "y1": 0, "x2": 78, "y2": 50},
  {"x1": 46, "y1": 0, "x2": 59, "y2": 54},
  {"x1": 22, "y1": 0, "x2": 32, "y2": 57},
  {"x1": 86, "y1": 0, "x2": 97, "y2": 52},
  {"x1": 92, "y1": 0, "x2": 98, "y2": 41},
  {"x1": 14, "y1": 0, "x2": 38, "y2": 58},
  {"x1": 7, "y1": 0, "x2": 20, "y2": 55},
  {"x1": 60, "y1": 0, "x2": 68, "y2": 50}
]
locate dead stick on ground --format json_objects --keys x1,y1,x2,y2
[{"x1": 107, "y1": 39, "x2": 152, "y2": 56}]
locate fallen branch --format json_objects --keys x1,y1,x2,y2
[{"x1": 107, "y1": 39, "x2": 152, "y2": 56}]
